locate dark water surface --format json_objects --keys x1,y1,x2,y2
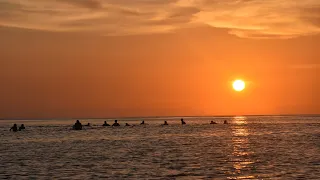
[{"x1": 1, "y1": 116, "x2": 320, "y2": 179}]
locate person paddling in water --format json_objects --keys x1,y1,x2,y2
[
  {"x1": 224, "y1": 120, "x2": 228, "y2": 124},
  {"x1": 140, "y1": 120, "x2": 145, "y2": 125},
  {"x1": 10, "y1": 124, "x2": 18, "y2": 132},
  {"x1": 181, "y1": 118, "x2": 186, "y2": 125},
  {"x1": 163, "y1": 121, "x2": 168, "y2": 125},
  {"x1": 73, "y1": 120, "x2": 82, "y2": 130},
  {"x1": 19, "y1": 124, "x2": 25, "y2": 131},
  {"x1": 210, "y1": 121, "x2": 217, "y2": 124},
  {"x1": 112, "y1": 120, "x2": 120, "y2": 126},
  {"x1": 102, "y1": 121, "x2": 110, "y2": 126},
  {"x1": 125, "y1": 123, "x2": 130, "y2": 126}
]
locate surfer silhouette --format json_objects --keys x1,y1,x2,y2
[
  {"x1": 10, "y1": 124, "x2": 18, "y2": 132},
  {"x1": 112, "y1": 120, "x2": 120, "y2": 126},
  {"x1": 103, "y1": 121, "x2": 110, "y2": 126},
  {"x1": 210, "y1": 121, "x2": 217, "y2": 124},
  {"x1": 19, "y1": 124, "x2": 25, "y2": 131},
  {"x1": 73, "y1": 120, "x2": 82, "y2": 130}
]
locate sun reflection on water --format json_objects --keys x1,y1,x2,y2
[
  {"x1": 233, "y1": 116, "x2": 248, "y2": 125},
  {"x1": 230, "y1": 116, "x2": 256, "y2": 179}
]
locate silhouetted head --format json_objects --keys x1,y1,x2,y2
[
  {"x1": 104, "y1": 121, "x2": 107, "y2": 123},
  {"x1": 181, "y1": 119, "x2": 183, "y2": 121},
  {"x1": 13, "y1": 124, "x2": 17, "y2": 127},
  {"x1": 76, "y1": 120, "x2": 80, "y2": 123},
  {"x1": 211, "y1": 121, "x2": 213, "y2": 123},
  {"x1": 115, "y1": 120, "x2": 118, "y2": 123},
  {"x1": 21, "y1": 124, "x2": 25, "y2": 127}
]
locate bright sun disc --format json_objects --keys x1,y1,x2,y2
[{"x1": 233, "y1": 80, "x2": 245, "y2": 91}]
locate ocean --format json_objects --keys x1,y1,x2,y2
[{"x1": 1, "y1": 116, "x2": 319, "y2": 179}]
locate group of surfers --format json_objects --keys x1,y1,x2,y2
[
  {"x1": 10, "y1": 119, "x2": 228, "y2": 131},
  {"x1": 72, "y1": 119, "x2": 228, "y2": 130},
  {"x1": 9, "y1": 124, "x2": 26, "y2": 132}
]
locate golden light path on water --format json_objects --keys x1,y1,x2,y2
[{"x1": 230, "y1": 116, "x2": 255, "y2": 179}]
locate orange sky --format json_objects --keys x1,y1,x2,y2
[{"x1": 0, "y1": 0, "x2": 319, "y2": 118}]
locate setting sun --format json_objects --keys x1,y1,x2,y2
[{"x1": 233, "y1": 80, "x2": 246, "y2": 92}]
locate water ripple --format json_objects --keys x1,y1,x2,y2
[{"x1": 0, "y1": 117, "x2": 320, "y2": 179}]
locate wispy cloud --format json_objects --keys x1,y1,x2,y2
[
  {"x1": 0, "y1": 0, "x2": 320, "y2": 38},
  {"x1": 56, "y1": 0, "x2": 104, "y2": 9}
]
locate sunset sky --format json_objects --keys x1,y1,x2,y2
[{"x1": 1, "y1": 0, "x2": 320, "y2": 119}]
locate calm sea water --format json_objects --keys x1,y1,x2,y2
[{"x1": 1, "y1": 116, "x2": 319, "y2": 179}]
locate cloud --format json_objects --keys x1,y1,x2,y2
[
  {"x1": 56, "y1": 0, "x2": 103, "y2": 9},
  {"x1": 0, "y1": 0, "x2": 320, "y2": 38},
  {"x1": 300, "y1": 6, "x2": 320, "y2": 27}
]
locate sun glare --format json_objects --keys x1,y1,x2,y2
[{"x1": 233, "y1": 80, "x2": 246, "y2": 92}]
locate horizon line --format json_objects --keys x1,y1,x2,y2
[{"x1": 1, "y1": 113, "x2": 320, "y2": 120}]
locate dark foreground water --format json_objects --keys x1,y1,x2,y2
[{"x1": 1, "y1": 116, "x2": 320, "y2": 179}]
